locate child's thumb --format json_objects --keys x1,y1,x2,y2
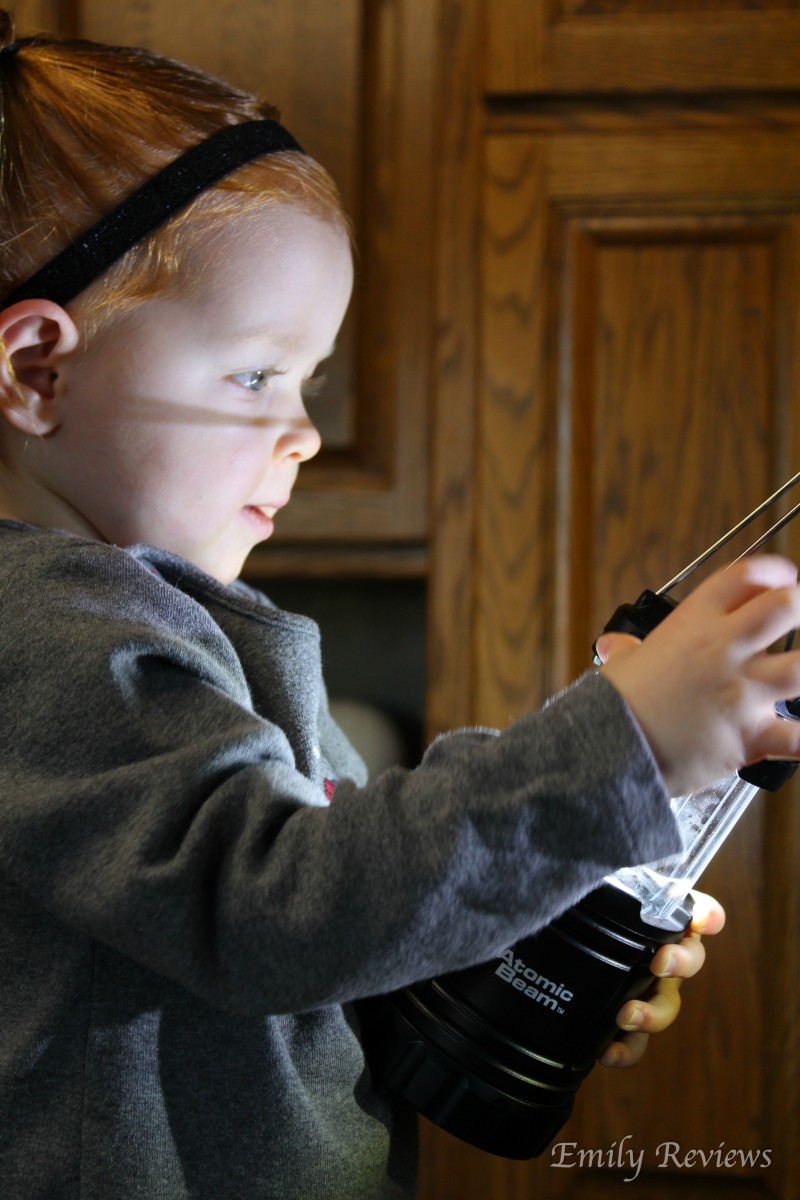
[{"x1": 595, "y1": 631, "x2": 642, "y2": 664}]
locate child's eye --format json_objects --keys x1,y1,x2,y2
[{"x1": 231, "y1": 368, "x2": 280, "y2": 393}]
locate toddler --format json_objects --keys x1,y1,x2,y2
[{"x1": 1, "y1": 17, "x2": 798, "y2": 1200}]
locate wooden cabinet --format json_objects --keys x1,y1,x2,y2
[{"x1": 425, "y1": 1, "x2": 800, "y2": 1197}]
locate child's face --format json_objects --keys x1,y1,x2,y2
[{"x1": 48, "y1": 205, "x2": 352, "y2": 582}]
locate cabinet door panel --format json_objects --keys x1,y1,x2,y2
[
  {"x1": 486, "y1": 1, "x2": 800, "y2": 94},
  {"x1": 561, "y1": 215, "x2": 784, "y2": 680}
]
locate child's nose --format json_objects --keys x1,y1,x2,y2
[{"x1": 276, "y1": 411, "x2": 322, "y2": 463}]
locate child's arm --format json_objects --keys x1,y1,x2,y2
[
  {"x1": 0, "y1": 533, "x2": 683, "y2": 1011},
  {"x1": 0, "y1": 530, "x2": 681, "y2": 1008},
  {"x1": 1, "y1": 535, "x2": 797, "y2": 1016}
]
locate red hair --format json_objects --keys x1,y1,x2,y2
[{"x1": 0, "y1": 12, "x2": 348, "y2": 332}]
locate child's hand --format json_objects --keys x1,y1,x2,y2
[
  {"x1": 599, "y1": 555, "x2": 800, "y2": 798},
  {"x1": 600, "y1": 890, "x2": 725, "y2": 1068}
]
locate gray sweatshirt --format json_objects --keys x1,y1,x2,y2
[{"x1": 0, "y1": 521, "x2": 681, "y2": 1199}]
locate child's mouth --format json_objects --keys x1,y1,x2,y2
[{"x1": 242, "y1": 505, "x2": 276, "y2": 536}]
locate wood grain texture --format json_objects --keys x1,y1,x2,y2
[
  {"x1": 8, "y1": 0, "x2": 72, "y2": 35},
  {"x1": 425, "y1": 0, "x2": 483, "y2": 738},
  {"x1": 563, "y1": 0, "x2": 800, "y2": 10},
  {"x1": 561, "y1": 216, "x2": 783, "y2": 679},
  {"x1": 475, "y1": 136, "x2": 559, "y2": 724},
  {"x1": 486, "y1": 0, "x2": 800, "y2": 93}
]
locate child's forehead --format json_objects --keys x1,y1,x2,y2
[
  {"x1": 199, "y1": 204, "x2": 349, "y2": 278},
  {"x1": 197, "y1": 202, "x2": 350, "y2": 259},
  {"x1": 112, "y1": 204, "x2": 353, "y2": 352}
]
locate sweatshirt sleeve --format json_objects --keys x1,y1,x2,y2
[{"x1": 0, "y1": 537, "x2": 682, "y2": 1016}]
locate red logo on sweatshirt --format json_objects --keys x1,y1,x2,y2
[{"x1": 324, "y1": 778, "x2": 336, "y2": 803}]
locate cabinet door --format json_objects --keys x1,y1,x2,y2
[
  {"x1": 486, "y1": 0, "x2": 800, "y2": 94},
  {"x1": 10, "y1": 0, "x2": 435, "y2": 566},
  {"x1": 420, "y1": 104, "x2": 800, "y2": 1200}
]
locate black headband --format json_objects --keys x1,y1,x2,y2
[{"x1": 1, "y1": 119, "x2": 303, "y2": 309}]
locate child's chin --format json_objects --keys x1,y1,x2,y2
[{"x1": 183, "y1": 546, "x2": 247, "y2": 586}]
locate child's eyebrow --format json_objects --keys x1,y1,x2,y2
[{"x1": 221, "y1": 328, "x2": 337, "y2": 361}]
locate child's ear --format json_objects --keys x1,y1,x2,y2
[{"x1": 0, "y1": 300, "x2": 79, "y2": 436}]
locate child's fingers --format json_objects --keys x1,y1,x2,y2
[
  {"x1": 727, "y1": 586, "x2": 800, "y2": 656},
  {"x1": 601, "y1": 889, "x2": 725, "y2": 1071},
  {"x1": 699, "y1": 555, "x2": 799, "y2": 616},
  {"x1": 744, "y1": 723, "x2": 800, "y2": 764},
  {"x1": 616, "y1": 977, "x2": 682, "y2": 1036},
  {"x1": 599, "y1": 1031, "x2": 650, "y2": 1068},
  {"x1": 594, "y1": 632, "x2": 641, "y2": 664},
  {"x1": 746, "y1": 647, "x2": 800, "y2": 696},
  {"x1": 672, "y1": 557, "x2": 800, "y2": 658},
  {"x1": 650, "y1": 934, "x2": 706, "y2": 980},
  {"x1": 687, "y1": 889, "x2": 726, "y2": 935}
]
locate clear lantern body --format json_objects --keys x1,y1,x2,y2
[{"x1": 607, "y1": 773, "x2": 759, "y2": 930}]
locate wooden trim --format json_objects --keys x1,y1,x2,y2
[
  {"x1": 485, "y1": 0, "x2": 551, "y2": 94},
  {"x1": 486, "y1": 93, "x2": 800, "y2": 133},
  {"x1": 244, "y1": 542, "x2": 427, "y2": 581},
  {"x1": 474, "y1": 135, "x2": 560, "y2": 723},
  {"x1": 425, "y1": 0, "x2": 484, "y2": 739},
  {"x1": 486, "y1": 3, "x2": 800, "y2": 94}
]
